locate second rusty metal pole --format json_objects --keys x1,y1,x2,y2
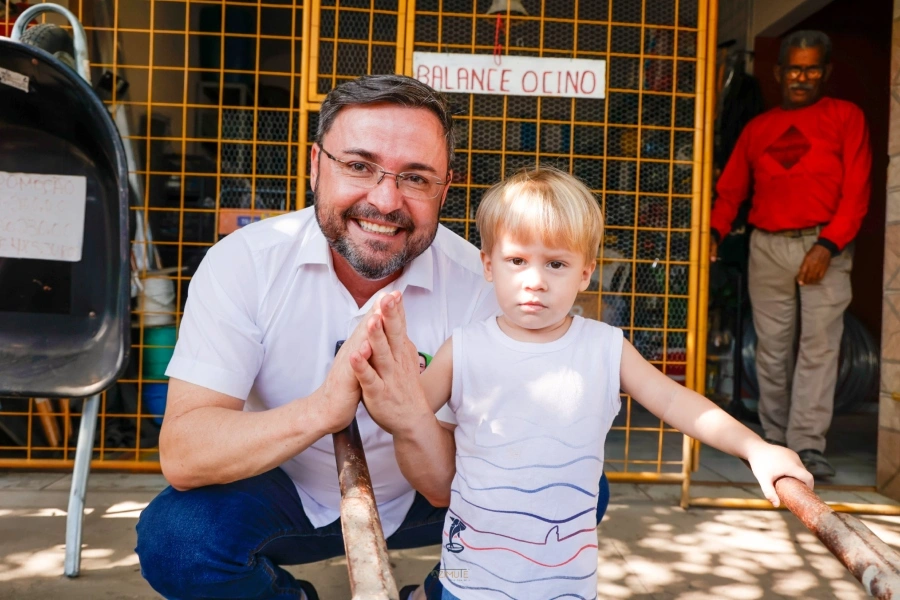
[{"x1": 775, "y1": 476, "x2": 900, "y2": 599}]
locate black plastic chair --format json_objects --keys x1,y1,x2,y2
[{"x1": 0, "y1": 3, "x2": 130, "y2": 577}]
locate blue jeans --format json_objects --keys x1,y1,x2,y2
[{"x1": 136, "y1": 467, "x2": 610, "y2": 599}]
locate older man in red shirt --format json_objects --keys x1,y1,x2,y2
[{"x1": 710, "y1": 30, "x2": 871, "y2": 479}]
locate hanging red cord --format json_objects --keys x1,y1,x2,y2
[{"x1": 493, "y1": 13, "x2": 505, "y2": 65}]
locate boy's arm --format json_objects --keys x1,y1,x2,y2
[
  {"x1": 420, "y1": 338, "x2": 454, "y2": 413},
  {"x1": 349, "y1": 293, "x2": 456, "y2": 506},
  {"x1": 619, "y1": 338, "x2": 814, "y2": 506},
  {"x1": 425, "y1": 340, "x2": 460, "y2": 431}
]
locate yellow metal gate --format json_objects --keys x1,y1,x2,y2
[{"x1": 0, "y1": 0, "x2": 716, "y2": 496}]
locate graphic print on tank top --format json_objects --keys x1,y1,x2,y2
[
  {"x1": 443, "y1": 411, "x2": 606, "y2": 599},
  {"x1": 440, "y1": 316, "x2": 622, "y2": 599}
]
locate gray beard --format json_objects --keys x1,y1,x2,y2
[
  {"x1": 314, "y1": 193, "x2": 438, "y2": 281},
  {"x1": 330, "y1": 233, "x2": 410, "y2": 280}
]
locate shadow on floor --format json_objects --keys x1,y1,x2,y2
[{"x1": 1, "y1": 473, "x2": 898, "y2": 599}]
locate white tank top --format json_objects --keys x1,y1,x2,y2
[{"x1": 441, "y1": 316, "x2": 624, "y2": 599}]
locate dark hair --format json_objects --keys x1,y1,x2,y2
[
  {"x1": 778, "y1": 30, "x2": 832, "y2": 65},
  {"x1": 316, "y1": 74, "x2": 456, "y2": 169}
]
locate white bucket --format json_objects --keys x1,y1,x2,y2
[{"x1": 138, "y1": 276, "x2": 176, "y2": 326}]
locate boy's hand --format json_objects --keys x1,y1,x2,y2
[
  {"x1": 349, "y1": 292, "x2": 430, "y2": 435},
  {"x1": 746, "y1": 441, "x2": 814, "y2": 507}
]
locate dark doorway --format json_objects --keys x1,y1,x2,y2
[{"x1": 753, "y1": 0, "x2": 892, "y2": 348}]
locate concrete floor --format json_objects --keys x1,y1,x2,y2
[
  {"x1": 1, "y1": 471, "x2": 898, "y2": 599},
  {"x1": 0, "y1": 401, "x2": 890, "y2": 599}
]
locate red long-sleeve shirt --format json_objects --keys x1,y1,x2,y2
[{"x1": 710, "y1": 97, "x2": 871, "y2": 251}]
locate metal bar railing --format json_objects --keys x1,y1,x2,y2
[{"x1": 775, "y1": 476, "x2": 900, "y2": 599}]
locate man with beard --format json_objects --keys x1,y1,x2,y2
[
  {"x1": 135, "y1": 75, "x2": 611, "y2": 600},
  {"x1": 710, "y1": 31, "x2": 870, "y2": 480}
]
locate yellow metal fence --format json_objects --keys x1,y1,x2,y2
[{"x1": 0, "y1": 0, "x2": 715, "y2": 482}]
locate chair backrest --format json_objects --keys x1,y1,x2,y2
[{"x1": 0, "y1": 39, "x2": 130, "y2": 398}]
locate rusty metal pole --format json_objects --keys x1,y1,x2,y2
[
  {"x1": 333, "y1": 342, "x2": 399, "y2": 600},
  {"x1": 775, "y1": 476, "x2": 900, "y2": 599},
  {"x1": 333, "y1": 420, "x2": 399, "y2": 600}
]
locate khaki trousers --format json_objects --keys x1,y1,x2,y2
[{"x1": 747, "y1": 229, "x2": 853, "y2": 453}]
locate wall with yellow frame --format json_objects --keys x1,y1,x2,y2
[{"x1": 0, "y1": 0, "x2": 715, "y2": 481}]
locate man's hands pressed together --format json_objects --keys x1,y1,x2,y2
[
  {"x1": 349, "y1": 291, "x2": 432, "y2": 435},
  {"x1": 346, "y1": 290, "x2": 457, "y2": 506},
  {"x1": 317, "y1": 299, "x2": 386, "y2": 434}
]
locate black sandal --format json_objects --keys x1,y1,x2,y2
[
  {"x1": 399, "y1": 585, "x2": 419, "y2": 600},
  {"x1": 798, "y1": 449, "x2": 836, "y2": 479}
]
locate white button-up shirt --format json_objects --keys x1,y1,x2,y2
[{"x1": 166, "y1": 207, "x2": 498, "y2": 535}]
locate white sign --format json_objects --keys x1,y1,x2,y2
[
  {"x1": 0, "y1": 66, "x2": 29, "y2": 93},
  {"x1": 413, "y1": 52, "x2": 606, "y2": 99},
  {"x1": 0, "y1": 172, "x2": 87, "y2": 262}
]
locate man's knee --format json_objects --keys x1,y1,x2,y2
[{"x1": 136, "y1": 486, "x2": 242, "y2": 596}]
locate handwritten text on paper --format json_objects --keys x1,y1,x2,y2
[{"x1": 0, "y1": 172, "x2": 88, "y2": 262}]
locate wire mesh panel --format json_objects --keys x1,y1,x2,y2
[
  {"x1": 309, "y1": 0, "x2": 405, "y2": 101},
  {"x1": 0, "y1": 0, "x2": 307, "y2": 468},
  {"x1": 413, "y1": 0, "x2": 701, "y2": 477},
  {"x1": 0, "y1": 0, "x2": 710, "y2": 481}
]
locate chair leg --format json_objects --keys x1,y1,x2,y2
[{"x1": 64, "y1": 394, "x2": 100, "y2": 578}]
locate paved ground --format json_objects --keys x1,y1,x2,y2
[{"x1": 1, "y1": 471, "x2": 898, "y2": 599}]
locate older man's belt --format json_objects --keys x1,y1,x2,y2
[{"x1": 763, "y1": 225, "x2": 825, "y2": 238}]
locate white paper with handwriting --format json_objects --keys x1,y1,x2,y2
[{"x1": 0, "y1": 172, "x2": 88, "y2": 262}]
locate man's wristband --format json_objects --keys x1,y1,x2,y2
[
  {"x1": 711, "y1": 230, "x2": 721, "y2": 244},
  {"x1": 815, "y1": 237, "x2": 840, "y2": 257}
]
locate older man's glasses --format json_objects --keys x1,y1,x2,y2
[
  {"x1": 319, "y1": 146, "x2": 449, "y2": 200},
  {"x1": 782, "y1": 65, "x2": 825, "y2": 80}
]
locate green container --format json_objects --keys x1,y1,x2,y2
[{"x1": 143, "y1": 325, "x2": 177, "y2": 380}]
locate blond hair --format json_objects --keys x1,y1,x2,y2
[{"x1": 476, "y1": 167, "x2": 604, "y2": 264}]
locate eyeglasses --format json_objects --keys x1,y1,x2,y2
[
  {"x1": 319, "y1": 146, "x2": 449, "y2": 201},
  {"x1": 782, "y1": 65, "x2": 825, "y2": 80}
]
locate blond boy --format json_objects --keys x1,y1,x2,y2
[{"x1": 351, "y1": 168, "x2": 812, "y2": 600}]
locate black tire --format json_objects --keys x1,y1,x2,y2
[
  {"x1": 18, "y1": 23, "x2": 76, "y2": 71},
  {"x1": 739, "y1": 311, "x2": 878, "y2": 417}
]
